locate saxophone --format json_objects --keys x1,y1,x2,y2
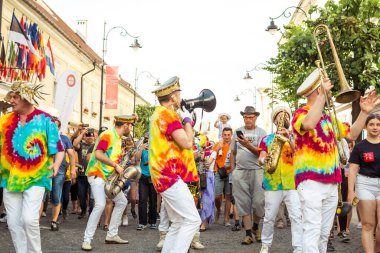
[
  {"x1": 264, "y1": 109, "x2": 289, "y2": 174},
  {"x1": 104, "y1": 136, "x2": 143, "y2": 199}
]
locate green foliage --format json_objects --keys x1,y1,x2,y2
[
  {"x1": 266, "y1": 0, "x2": 380, "y2": 116},
  {"x1": 134, "y1": 104, "x2": 155, "y2": 138}
]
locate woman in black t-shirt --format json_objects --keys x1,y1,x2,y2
[{"x1": 347, "y1": 113, "x2": 380, "y2": 253}]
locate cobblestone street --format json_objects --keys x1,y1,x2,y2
[{"x1": 0, "y1": 207, "x2": 364, "y2": 253}]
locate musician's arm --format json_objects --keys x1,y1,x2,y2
[
  {"x1": 95, "y1": 150, "x2": 122, "y2": 174},
  {"x1": 301, "y1": 95, "x2": 325, "y2": 131},
  {"x1": 258, "y1": 150, "x2": 268, "y2": 166},
  {"x1": 172, "y1": 123, "x2": 194, "y2": 150},
  {"x1": 346, "y1": 111, "x2": 368, "y2": 141}
]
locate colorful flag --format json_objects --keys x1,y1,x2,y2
[
  {"x1": 45, "y1": 38, "x2": 55, "y2": 75},
  {"x1": 8, "y1": 13, "x2": 40, "y2": 59}
]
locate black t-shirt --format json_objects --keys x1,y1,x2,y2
[
  {"x1": 76, "y1": 142, "x2": 93, "y2": 176},
  {"x1": 349, "y1": 139, "x2": 380, "y2": 178}
]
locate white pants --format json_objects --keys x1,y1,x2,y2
[
  {"x1": 161, "y1": 179, "x2": 201, "y2": 253},
  {"x1": 84, "y1": 176, "x2": 128, "y2": 242},
  {"x1": 262, "y1": 190, "x2": 303, "y2": 253},
  {"x1": 158, "y1": 201, "x2": 170, "y2": 233},
  {"x1": 3, "y1": 186, "x2": 45, "y2": 253},
  {"x1": 297, "y1": 180, "x2": 338, "y2": 253}
]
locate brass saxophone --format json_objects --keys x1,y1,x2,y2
[
  {"x1": 104, "y1": 136, "x2": 143, "y2": 199},
  {"x1": 264, "y1": 109, "x2": 289, "y2": 174}
]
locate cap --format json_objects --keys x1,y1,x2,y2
[
  {"x1": 297, "y1": 68, "x2": 321, "y2": 97},
  {"x1": 271, "y1": 106, "x2": 292, "y2": 122},
  {"x1": 114, "y1": 114, "x2": 137, "y2": 124},
  {"x1": 152, "y1": 76, "x2": 181, "y2": 97}
]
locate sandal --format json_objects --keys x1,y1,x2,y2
[
  {"x1": 199, "y1": 228, "x2": 207, "y2": 232},
  {"x1": 103, "y1": 225, "x2": 109, "y2": 231}
]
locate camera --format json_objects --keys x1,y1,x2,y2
[
  {"x1": 143, "y1": 137, "x2": 148, "y2": 144},
  {"x1": 81, "y1": 123, "x2": 89, "y2": 127},
  {"x1": 85, "y1": 128, "x2": 94, "y2": 137}
]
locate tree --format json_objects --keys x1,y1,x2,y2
[
  {"x1": 266, "y1": 0, "x2": 380, "y2": 123},
  {"x1": 134, "y1": 104, "x2": 155, "y2": 138}
]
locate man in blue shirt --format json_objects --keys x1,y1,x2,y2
[{"x1": 50, "y1": 117, "x2": 76, "y2": 231}]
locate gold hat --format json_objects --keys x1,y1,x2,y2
[
  {"x1": 4, "y1": 81, "x2": 46, "y2": 106},
  {"x1": 152, "y1": 76, "x2": 181, "y2": 97},
  {"x1": 297, "y1": 68, "x2": 321, "y2": 97},
  {"x1": 271, "y1": 105, "x2": 292, "y2": 122},
  {"x1": 114, "y1": 114, "x2": 137, "y2": 124}
]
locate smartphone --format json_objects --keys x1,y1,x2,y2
[{"x1": 236, "y1": 130, "x2": 244, "y2": 138}]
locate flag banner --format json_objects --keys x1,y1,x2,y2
[
  {"x1": 9, "y1": 14, "x2": 40, "y2": 59},
  {"x1": 105, "y1": 66, "x2": 119, "y2": 109},
  {"x1": 54, "y1": 70, "x2": 80, "y2": 133}
]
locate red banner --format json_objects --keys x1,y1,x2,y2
[{"x1": 105, "y1": 66, "x2": 119, "y2": 109}]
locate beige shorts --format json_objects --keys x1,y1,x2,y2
[{"x1": 232, "y1": 169, "x2": 265, "y2": 217}]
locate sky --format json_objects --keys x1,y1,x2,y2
[{"x1": 43, "y1": 0, "x2": 299, "y2": 131}]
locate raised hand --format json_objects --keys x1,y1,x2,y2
[{"x1": 360, "y1": 91, "x2": 380, "y2": 114}]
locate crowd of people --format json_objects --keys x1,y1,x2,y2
[{"x1": 0, "y1": 72, "x2": 379, "y2": 253}]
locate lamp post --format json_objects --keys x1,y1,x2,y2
[
  {"x1": 234, "y1": 89, "x2": 257, "y2": 108},
  {"x1": 99, "y1": 21, "x2": 141, "y2": 130},
  {"x1": 133, "y1": 69, "x2": 160, "y2": 113},
  {"x1": 242, "y1": 63, "x2": 268, "y2": 80},
  {"x1": 265, "y1": 6, "x2": 309, "y2": 35}
]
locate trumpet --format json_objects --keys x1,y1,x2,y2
[{"x1": 313, "y1": 24, "x2": 360, "y2": 216}]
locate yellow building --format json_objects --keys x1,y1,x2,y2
[{"x1": 0, "y1": 0, "x2": 148, "y2": 133}]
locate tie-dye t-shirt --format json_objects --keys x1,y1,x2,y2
[
  {"x1": 292, "y1": 105, "x2": 350, "y2": 187},
  {"x1": 0, "y1": 109, "x2": 64, "y2": 192},
  {"x1": 149, "y1": 106, "x2": 198, "y2": 193},
  {"x1": 258, "y1": 133, "x2": 295, "y2": 191},
  {"x1": 86, "y1": 128, "x2": 121, "y2": 180}
]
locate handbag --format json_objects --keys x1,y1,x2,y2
[
  {"x1": 217, "y1": 164, "x2": 228, "y2": 179},
  {"x1": 200, "y1": 172, "x2": 207, "y2": 190}
]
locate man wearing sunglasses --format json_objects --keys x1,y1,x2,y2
[{"x1": 230, "y1": 106, "x2": 267, "y2": 245}]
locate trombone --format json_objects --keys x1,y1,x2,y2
[{"x1": 313, "y1": 24, "x2": 360, "y2": 216}]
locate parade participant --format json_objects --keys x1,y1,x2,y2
[
  {"x1": 292, "y1": 68, "x2": 379, "y2": 253},
  {"x1": 81, "y1": 115, "x2": 137, "y2": 251},
  {"x1": 230, "y1": 106, "x2": 267, "y2": 245},
  {"x1": 0, "y1": 81, "x2": 64, "y2": 253},
  {"x1": 213, "y1": 127, "x2": 233, "y2": 225},
  {"x1": 258, "y1": 106, "x2": 302, "y2": 253},
  {"x1": 50, "y1": 117, "x2": 76, "y2": 231},
  {"x1": 149, "y1": 76, "x2": 201, "y2": 253},
  {"x1": 214, "y1": 113, "x2": 231, "y2": 139},
  {"x1": 348, "y1": 113, "x2": 380, "y2": 253}
]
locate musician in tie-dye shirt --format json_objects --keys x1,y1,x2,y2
[
  {"x1": 149, "y1": 76, "x2": 201, "y2": 253},
  {"x1": 258, "y1": 106, "x2": 302, "y2": 253},
  {"x1": 0, "y1": 81, "x2": 64, "y2": 253},
  {"x1": 293, "y1": 69, "x2": 379, "y2": 253},
  {"x1": 82, "y1": 115, "x2": 136, "y2": 251}
]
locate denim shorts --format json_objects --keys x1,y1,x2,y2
[
  {"x1": 356, "y1": 174, "x2": 380, "y2": 200},
  {"x1": 51, "y1": 173, "x2": 65, "y2": 205}
]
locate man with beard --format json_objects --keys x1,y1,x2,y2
[
  {"x1": 258, "y1": 106, "x2": 302, "y2": 253},
  {"x1": 149, "y1": 76, "x2": 201, "y2": 253},
  {"x1": 81, "y1": 115, "x2": 137, "y2": 251}
]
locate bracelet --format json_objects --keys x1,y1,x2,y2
[{"x1": 183, "y1": 117, "x2": 194, "y2": 127}]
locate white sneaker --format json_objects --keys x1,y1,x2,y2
[
  {"x1": 357, "y1": 222, "x2": 362, "y2": 229},
  {"x1": 105, "y1": 235, "x2": 129, "y2": 244},
  {"x1": 156, "y1": 232, "x2": 167, "y2": 251},
  {"x1": 122, "y1": 214, "x2": 129, "y2": 226},
  {"x1": 260, "y1": 244, "x2": 270, "y2": 253},
  {"x1": 0, "y1": 214, "x2": 7, "y2": 223},
  {"x1": 81, "y1": 241, "x2": 92, "y2": 251}
]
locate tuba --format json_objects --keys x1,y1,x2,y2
[
  {"x1": 313, "y1": 24, "x2": 360, "y2": 216},
  {"x1": 104, "y1": 136, "x2": 143, "y2": 199},
  {"x1": 264, "y1": 108, "x2": 289, "y2": 174}
]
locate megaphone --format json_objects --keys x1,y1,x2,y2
[{"x1": 181, "y1": 89, "x2": 216, "y2": 113}]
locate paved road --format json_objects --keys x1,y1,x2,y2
[{"x1": 0, "y1": 207, "x2": 364, "y2": 253}]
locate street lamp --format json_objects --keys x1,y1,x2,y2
[
  {"x1": 99, "y1": 21, "x2": 141, "y2": 130},
  {"x1": 133, "y1": 69, "x2": 160, "y2": 113},
  {"x1": 265, "y1": 6, "x2": 309, "y2": 35},
  {"x1": 234, "y1": 89, "x2": 257, "y2": 108},
  {"x1": 242, "y1": 63, "x2": 268, "y2": 80}
]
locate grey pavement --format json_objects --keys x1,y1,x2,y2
[{"x1": 0, "y1": 206, "x2": 364, "y2": 253}]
